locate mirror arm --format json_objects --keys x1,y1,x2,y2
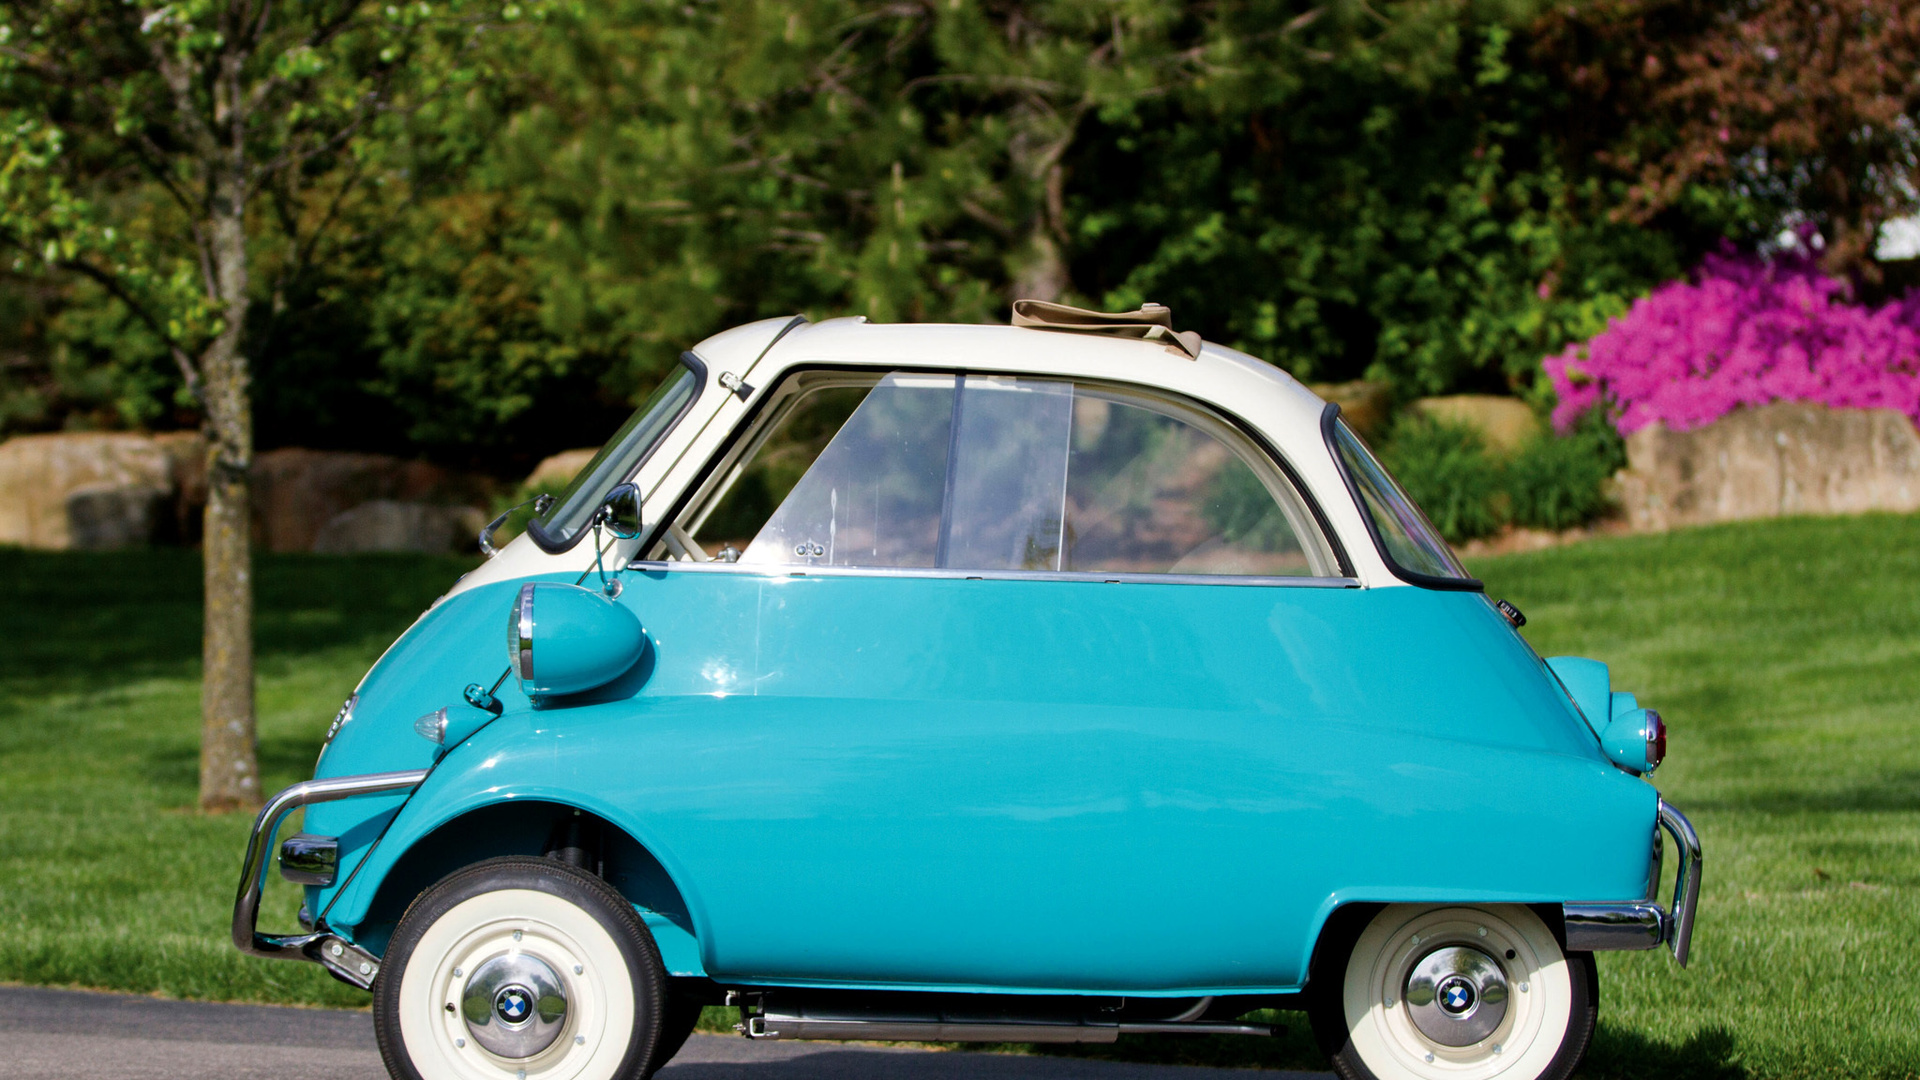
[{"x1": 478, "y1": 493, "x2": 555, "y2": 558}]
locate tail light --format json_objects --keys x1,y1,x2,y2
[{"x1": 1645, "y1": 710, "x2": 1667, "y2": 771}]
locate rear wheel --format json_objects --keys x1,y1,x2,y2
[
  {"x1": 374, "y1": 856, "x2": 666, "y2": 1080},
  {"x1": 1309, "y1": 904, "x2": 1597, "y2": 1080}
]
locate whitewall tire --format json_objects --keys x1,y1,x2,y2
[
  {"x1": 1311, "y1": 904, "x2": 1597, "y2": 1080},
  {"x1": 374, "y1": 857, "x2": 667, "y2": 1080}
]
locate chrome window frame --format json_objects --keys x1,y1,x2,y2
[
  {"x1": 649, "y1": 364, "x2": 1355, "y2": 584},
  {"x1": 629, "y1": 558, "x2": 1360, "y2": 589}
]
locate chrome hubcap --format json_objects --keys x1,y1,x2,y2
[
  {"x1": 460, "y1": 952, "x2": 569, "y2": 1059},
  {"x1": 1403, "y1": 945, "x2": 1508, "y2": 1047}
]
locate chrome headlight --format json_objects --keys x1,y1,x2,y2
[
  {"x1": 506, "y1": 581, "x2": 646, "y2": 698},
  {"x1": 511, "y1": 583, "x2": 536, "y2": 688}
]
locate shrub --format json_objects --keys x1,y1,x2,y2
[
  {"x1": 1544, "y1": 245, "x2": 1920, "y2": 435},
  {"x1": 1380, "y1": 407, "x2": 1624, "y2": 540},
  {"x1": 1379, "y1": 415, "x2": 1505, "y2": 543},
  {"x1": 1505, "y1": 410, "x2": 1624, "y2": 531}
]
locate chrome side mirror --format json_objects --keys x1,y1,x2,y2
[{"x1": 597, "y1": 483, "x2": 642, "y2": 540}]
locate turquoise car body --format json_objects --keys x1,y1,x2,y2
[{"x1": 301, "y1": 567, "x2": 1652, "y2": 997}]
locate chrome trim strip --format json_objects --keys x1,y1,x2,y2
[
  {"x1": 1658, "y1": 798, "x2": 1703, "y2": 967},
  {"x1": 630, "y1": 559, "x2": 1360, "y2": 590},
  {"x1": 1562, "y1": 902, "x2": 1665, "y2": 951},
  {"x1": 232, "y1": 769, "x2": 429, "y2": 988},
  {"x1": 746, "y1": 1014, "x2": 1273, "y2": 1043},
  {"x1": 1118, "y1": 1022, "x2": 1276, "y2": 1037}
]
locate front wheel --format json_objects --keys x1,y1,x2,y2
[
  {"x1": 374, "y1": 856, "x2": 667, "y2": 1080},
  {"x1": 1309, "y1": 904, "x2": 1597, "y2": 1080}
]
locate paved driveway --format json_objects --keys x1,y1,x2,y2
[{"x1": 0, "y1": 985, "x2": 1332, "y2": 1080}]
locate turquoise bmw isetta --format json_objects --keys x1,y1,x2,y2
[{"x1": 234, "y1": 304, "x2": 1700, "y2": 1080}]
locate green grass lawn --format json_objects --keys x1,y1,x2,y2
[{"x1": 1, "y1": 515, "x2": 1916, "y2": 1077}]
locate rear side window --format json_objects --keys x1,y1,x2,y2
[
  {"x1": 1327, "y1": 414, "x2": 1477, "y2": 587},
  {"x1": 683, "y1": 372, "x2": 1339, "y2": 578}
]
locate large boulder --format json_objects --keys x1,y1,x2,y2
[
  {"x1": 0, "y1": 432, "x2": 184, "y2": 549},
  {"x1": 250, "y1": 448, "x2": 494, "y2": 552},
  {"x1": 1310, "y1": 381, "x2": 1393, "y2": 439},
  {"x1": 0, "y1": 431, "x2": 498, "y2": 552},
  {"x1": 523, "y1": 448, "x2": 599, "y2": 495},
  {"x1": 1615, "y1": 402, "x2": 1920, "y2": 531},
  {"x1": 311, "y1": 500, "x2": 491, "y2": 554},
  {"x1": 1408, "y1": 395, "x2": 1540, "y2": 455},
  {"x1": 66, "y1": 484, "x2": 170, "y2": 550}
]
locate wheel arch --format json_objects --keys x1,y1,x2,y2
[{"x1": 338, "y1": 798, "x2": 703, "y2": 975}]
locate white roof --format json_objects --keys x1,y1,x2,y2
[{"x1": 460, "y1": 316, "x2": 1405, "y2": 592}]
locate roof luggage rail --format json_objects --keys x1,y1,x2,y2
[{"x1": 1010, "y1": 299, "x2": 1203, "y2": 360}]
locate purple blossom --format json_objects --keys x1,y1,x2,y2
[{"x1": 1544, "y1": 246, "x2": 1920, "y2": 434}]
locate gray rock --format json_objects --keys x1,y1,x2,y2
[
  {"x1": 0, "y1": 432, "x2": 180, "y2": 549},
  {"x1": 66, "y1": 484, "x2": 169, "y2": 550},
  {"x1": 311, "y1": 500, "x2": 491, "y2": 554},
  {"x1": 1616, "y1": 401, "x2": 1920, "y2": 531},
  {"x1": 251, "y1": 448, "x2": 495, "y2": 553}
]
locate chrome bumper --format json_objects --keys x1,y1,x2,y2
[
  {"x1": 1562, "y1": 799, "x2": 1702, "y2": 966},
  {"x1": 231, "y1": 770, "x2": 428, "y2": 989}
]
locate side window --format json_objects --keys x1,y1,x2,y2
[
  {"x1": 690, "y1": 374, "x2": 954, "y2": 566},
  {"x1": 679, "y1": 372, "x2": 1337, "y2": 578},
  {"x1": 1060, "y1": 388, "x2": 1328, "y2": 577}
]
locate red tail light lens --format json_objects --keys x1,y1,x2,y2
[{"x1": 1645, "y1": 709, "x2": 1667, "y2": 771}]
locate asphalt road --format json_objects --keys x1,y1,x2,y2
[{"x1": 0, "y1": 985, "x2": 1333, "y2": 1080}]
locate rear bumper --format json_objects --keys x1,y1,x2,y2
[
  {"x1": 1562, "y1": 799, "x2": 1702, "y2": 966},
  {"x1": 231, "y1": 769, "x2": 429, "y2": 989}
]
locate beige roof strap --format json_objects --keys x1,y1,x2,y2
[{"x1": 1009, "y1": 299, "x2": 1203, "y2": 360}]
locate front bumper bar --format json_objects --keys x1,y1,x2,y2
[
  {"x1": 232, "y1": 770, "x2": 428, "y2": 989},
  {"x1": 1562, "y1": 799, "x2": 1702, "y2": 966}
]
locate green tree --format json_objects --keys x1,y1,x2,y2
[
  {"x1": 0, "y1": 0, "x2": 520, "y2": 810},
  {"x1": 1066, "y1": 2, "x2": 1682, "y2": 396},
  {"x1": 1536, "y1": 0, "x2": 1920, "y2": 276},
  {"x1": 362, "y1": 0, "x2": 1242, "y2": 436}
]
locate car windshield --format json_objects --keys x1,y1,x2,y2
[
  {"x1": 1329, "y1": 417, "x2": 1472, "y2": 583},
  {"x1": 534, "y1": 360, "x2": 702, "y2": 549}
]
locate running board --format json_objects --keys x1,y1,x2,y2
[{"x1": 743, "y1": 1011, "x2": 1274, "y2": 1043}]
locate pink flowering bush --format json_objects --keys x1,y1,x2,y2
[{"x1": 1544, "y1": 247, "x2": 1920, "y2": 434}]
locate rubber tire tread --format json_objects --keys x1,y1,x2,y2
[
  {"x1": 373, "y1": 855, "x2": 667, "y2": 1080},
  {"x1": 642, "y1": 991, "x2": 706, "y2": 1078},
  {"x1": 1308, "y1": 942, "x2": 1598, "y2": 1080}
]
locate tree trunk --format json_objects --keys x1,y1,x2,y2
[
  {"x1": 198, "y1": 179, "x2": 259, "y2": 813},
  {"x1": 1009, "y1": 161, "x2": 1073, "y2": 303}
]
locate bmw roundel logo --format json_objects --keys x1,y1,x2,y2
[
  {"x1": 495, "y1": 985, "x2": 534, "y2": 1024},
  {"x1": 1437, "y1": 976, "x2": 1476, "y2": 1015}
]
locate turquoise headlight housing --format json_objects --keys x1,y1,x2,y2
[{"x1": 510, "y1": 582, "x2": 647, "y2": 698}]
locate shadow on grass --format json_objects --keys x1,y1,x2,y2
[
  {"x1": 1685, "y1": 772, "x2": 1920, "y2": 814},
  {"x1": 139, "y1": 731, "x2": 327, "y2": 797},
  {"x1": 1580, "y1": 1023, "x2": 1745, "y2": 1080},
  {"x1": 0, "y1": 548, "x2": 475, "y2": 696}
]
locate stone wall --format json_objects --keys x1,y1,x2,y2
[
  {"x1": 0, "y1": 431, "x2": 497, "y2": 552},
  {"x1": 1615, "y1": 401, "x2": 1920, "y2": 532}
]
